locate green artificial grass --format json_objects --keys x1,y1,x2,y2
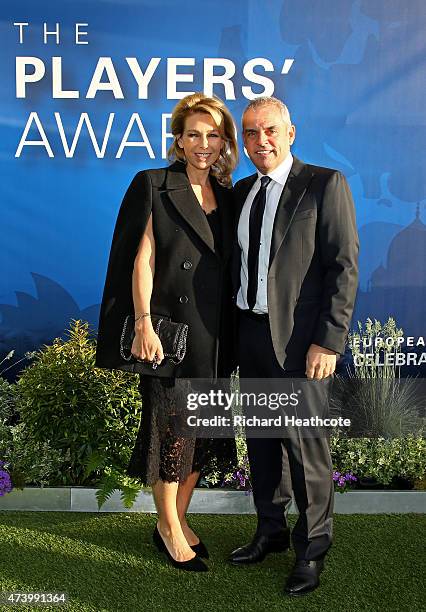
[{"x1": 0, "y1": 513, "x2": 424, "y2": 612}]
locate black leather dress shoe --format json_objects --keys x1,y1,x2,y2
[
  {"x1": 284, "y1": 559, "x2": 325, "y2": 596},
  {"x1": 229, "y1": 531, "x2": 290, "y2": 565}
]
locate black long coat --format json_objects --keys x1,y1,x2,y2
[{"x1": 96, "y1": 161, "x2": 235, "y2": 378}]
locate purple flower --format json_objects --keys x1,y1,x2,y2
[
  {"x1": 0, "y1": 469, "x2": 13, "y2": 496},
  {"x1": 222, "y1": 466, "x2": 251, "y2": 491},
  {"x1": 332, "y1": 470, "x2": 357, "y2": 490}
]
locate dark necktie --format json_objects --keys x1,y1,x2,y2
[{"x1": 247, "y1": 175, "x2": 271, "y2": 310}]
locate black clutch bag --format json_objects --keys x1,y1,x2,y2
[{"x1": 119, "y1": 314, "x2": 188, "y2": 370}]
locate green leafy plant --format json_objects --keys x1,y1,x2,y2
[
  {"x1": 16, "y1": 320, "x2": 142, "y2": 485},
  {"x1": 211, "y1": 435, "x2": 426, "y2": 491},
  {"x1": 0, "y1": 377, "x2": 15, "y2": 450},
  {"x1": 90, "y1": 431, "x2": 426, "y2": 508},
  {"x1": 1, "y1": 423, "x2": 66, "y2": 488},
  {"x1": 94, "y1": 467, "x2": 142, "y2": 509},
  {"x1": 330, "y1": 435, "x2": 426, "y2": 486},
  {"x1": 219, "y1": 436, "x2": 252, "y2": 490},
  {"x1": 1, "y1": 353, "x2": 63, "y2": 487},
  {"x1": 82, "y1": 450, "x2": 143, "y2": 509}
]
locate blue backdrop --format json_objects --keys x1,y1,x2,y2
[{"x1": 1, "y1": 0, "x2": 425, "y2": 370}]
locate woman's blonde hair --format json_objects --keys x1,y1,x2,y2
[{"x1": 168, "y1": 93, "x2": 238, "y2": 187}]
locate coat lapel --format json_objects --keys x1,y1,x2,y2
[
  {"x1": 269, "y1": 157, "x2": 314, "y2": 267},
  {"x1": 165, "y1": 161, "x2": 216, "y2": 254}
]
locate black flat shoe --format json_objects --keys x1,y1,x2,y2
[
  {"x1": 284, "y1": 559, "x2": 325, "y2": 596},
  {"x1": 190, "y1": 539, "x2": 209, "y2": 559},
  {"x1": 229, "y1": 530, "x2": 290, "y2": 565},
  {"x1": 153, "y1": 526, "x2": 208, "y2": 572}
]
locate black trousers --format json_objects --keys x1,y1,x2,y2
[{"x1": 238, "y1": 309, "x2": 334, "y2": 561}]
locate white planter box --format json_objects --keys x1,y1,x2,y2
[{"x1": 0, "y1": 487, "x2": 424, "y2": 514}]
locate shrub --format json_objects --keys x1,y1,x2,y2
[
  {"x1": 216, "y1": 436, "x2": 251, "y2": 490},
  {"x1": 204, "y1": 435, "x2": 426, "y2": 491},
  {"x1": 332, "y1": 375, "x2": 423, "y2": 438},
  {"x1": 1, "y1": 359, "x2": 64, "y2": 487},
  {"x1": 0, "y1": 377, "x2": 15, "y2": 451},
  {"x1": 330, "y1": 435, "x2": 426, "y2": 486},
  {"x1": 332, "y1": 317, "x2": 424, "y2": 437},
  {"x1": 16, "y1": 320, "x2": 142, "y2": 485},
  {"x1": 93, "y1": 432, "x2": 426, "y2": 508}
]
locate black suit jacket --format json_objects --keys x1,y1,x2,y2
[
  {"x1": 96, "y1": 161, "x2": 235, "y2": 378},
  {"x1": 232, "y1": 156, "x2": 359, "y2": 370}
]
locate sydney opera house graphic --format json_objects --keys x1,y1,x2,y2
[{"x1": 354, "y1": 205, "x2": 426, "y2": 341}]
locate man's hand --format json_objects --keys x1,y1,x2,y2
[{"x1": 305, "y1": 344, "x2": 337, "y2": 380}]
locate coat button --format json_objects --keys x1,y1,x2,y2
[
  {"x1": 179, "y1": 295, "x2": 189, "y2": 304},
  {"x1": 182, "y1": 260, "x2": 192, "y2": 270}
]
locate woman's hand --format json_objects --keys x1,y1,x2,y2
[{"x1": 131, "y1": 318, "x2": 164, "y2": 365}]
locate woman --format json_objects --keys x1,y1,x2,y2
[{"x1": 96, "y1": 93, "x2": 238, "y2": 571}]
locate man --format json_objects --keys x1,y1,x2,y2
[{"x1": 229, "y1": 97, "x2": 359, "y2": 596}]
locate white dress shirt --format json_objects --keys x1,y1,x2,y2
[{"x1": 237, "y1": 153, "x2": 293, "y2": 313}]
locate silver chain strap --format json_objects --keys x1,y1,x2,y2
[{"x1": 119, "y1": 315, "x2": 188, "y2": 368}]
